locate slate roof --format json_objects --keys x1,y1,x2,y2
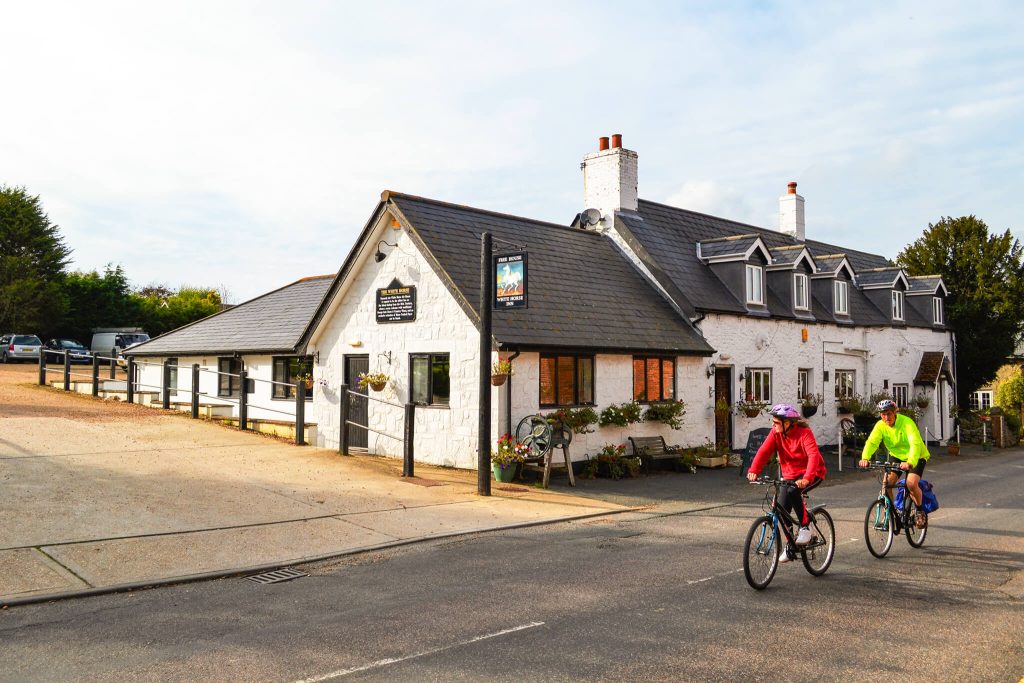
[
  {"x1": 698, "y1": 234, "x2": 763, "y2": 260},
  {"x1": 620, "y1": 200, "x2": 910, "y2": 325},
  {"x1": 769, "y1": 245, "x2": 813, "y2": 268},
  {"x1": 914, "y1": 351, "x2": 952, "y2": 385},
  {"x1": 856, "y1": 267, "x2": 905, "y2": 288},
  {"x1": 387, "y1": 193, "x2": 713, "y2": 354},
  {"x1": 906, "y1": 276, "x2": 944, "y2": 295},
  {"x1": 126, "y1": 275, "x2": 334, "y2": 356}
]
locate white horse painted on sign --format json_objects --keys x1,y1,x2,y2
[{"x1": 499, "y1": 264, "x2": 522, "y2": 295}]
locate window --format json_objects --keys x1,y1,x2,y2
[
  {"x1": 272, "y1": 356, "x2": 314, "y2": 400},
  {"x1": 834, "y1": 369, "x2": 855, "y2": 399},
  {"x1": 632, "y1": 357, "x2": 675, "y2": 402},
  {"x1": 969, "y1": 391, "x2": 992, "y2": 411},
  {"x1": 893, "y1": 384, "x2": 909, "y2": 408},
  {"x1": 745, "y1": 368, "x2": 772, "y2": 402},
  {"x1": 797, "y1": 369, "x2": 811, "y2": 400},
  {"x1": 539, "y1": 353, "x2": 595, "y2": 407},
  {"x1": 833, "y1": 281, "x2": 849, "y2": 315},
  {"x1": 167, "y1": 358, "x2": 178, "y2": 391},
  {"x1": 411, "y1": 353, "x2": 450, "y2": 406},
  {"x1": 218, "y1": 357, "x2": 242, "y2": 397},
  {"x1": 746, "y1": 265, "x2": 764, "y2": 305},
  {"x1": 794, "y1": 273, "x2": 809, "y2": 311},
  {"x1": 933, "y1": 297, "x2": 944, "y2": 325},
  {"x1": 891, "y1": 290, "x2": 905, "y2": 321}
]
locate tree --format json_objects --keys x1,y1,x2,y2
[
  {"x1": 897, "y1": 216, "x2": 1024, "y2": 406},
  {"x1": 61, "y1": 266, "x2": 140, "y2": 344},
  {"x1": 996, "y1": 368, "x2": 1024, "y2": 414},
  {"x1": 135, "y1": 286, "x2": 221, "y2": 337},
  {"x1": 0, "y1": 186, "x2": 72, "y2": 335}
]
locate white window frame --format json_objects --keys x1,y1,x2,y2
[
  {"x1": 746, "y1": 264, "x2": 764, "y2": 305},
  {"x1": 834, "y1": 369, "x2": 855, "y2": 399},
  {"x1": 891, "y1": 290, "x2": 905, "y2": 321},
  {"x1": 932, "y1": 297, "x2": 943, "y2": 325},
  {"x1": 834, "y1": 280, "x2": 849, "y2": 315},
  {"x1": 893, "y1": 384, "x2": 909, "y2": 408},
  {"x1": 797, "y1": 369, "x2": 811, "y2": 400},
  {"x1": 745, "y1": 368, "x2": 772, "y2": 402},
  {"x1": 969, "y1": 390, "x2": 992, "y2": 411},
  {"x1": 793, "y1": 273, "x2": 809, "y2": 311}
]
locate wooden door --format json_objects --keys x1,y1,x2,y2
[
  {"x1": 715, "y1": 367, "x2": 732, "y2": 450},
  {"x1": 344, "y1": 355, "x2": 369, "y2": 449}
]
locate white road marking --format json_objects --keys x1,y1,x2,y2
[{"x1": 292, "y1": 622, "x2": 545, "y2": 682}]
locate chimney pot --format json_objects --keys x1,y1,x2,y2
[
  {"x1": 598, "y1": 136, "x2": 609, "y2": 151},
  {"x1": 787, "y1": 181, "x2": 798, "y2": 194},
  {"x1": 611, "y1": 133, "x2": 622, "y2": 149}
]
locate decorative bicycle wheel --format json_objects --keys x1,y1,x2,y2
[
  {"x1": 905, "y1": 505, "x2": 928, "y2": 547},
  {"x1": 515, "y1": 414, "x2": 553, "y2": 460},
  {"x1": 864, "y1": 499, "x2": 894, "y2": 558},
  {"x1": 801, "y1": 508, "x2": 835, "y2": 576},
  {"x1": 743, "y1": 516, "x2": 779, "y2": 590}
]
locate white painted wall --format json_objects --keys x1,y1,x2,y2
[{"x1": 698, "y1": 314, "x2": 954, "y2": 449}]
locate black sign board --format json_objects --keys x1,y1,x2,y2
[
  {"x1": 493, "y1": 252, "x2": 527, "y2": 309},
  {"x1": 375, "y1": 279, "x2": 416, "y2": 323}
]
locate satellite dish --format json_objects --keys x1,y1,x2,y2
[{"x1": 581, "y1": 208, "x2": 602, "y2": 227}]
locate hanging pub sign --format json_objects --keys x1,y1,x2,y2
[
  {"x1": 494, "y1": 252, "x2": 527, "y2": 309},
  {"x1": 375, "y1": 278, "x2": 416, "y2": 323}
]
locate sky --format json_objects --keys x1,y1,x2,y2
[{"x1": 2, "y1": 1, "x2": 1021, "y2": 303}]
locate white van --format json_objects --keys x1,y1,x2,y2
[{"x1": 90, "y1": 328, "x2": 150, "y2": 361}]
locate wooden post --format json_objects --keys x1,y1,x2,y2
[
  {"x1": 162, "y1": 359, "x2": 171, "y2": 409},
  {"x1": 191, "y1": 364, "x2": 200, "y2": 418},
  {"x1": 478, "y1": 232, "x2": 492, "y2": 496},
  {"x1": 63, "y1": 352, "x2": 71, "y2": 391},
  {"x1": 295, "y1": 381, "x2": 306, "y2": 445},
  {"x1": 37, "y1": 349, "x2": 45, "y2": 386},
  {"x1": 92, "y1": 354, "x2": 100, "y2": 397},
  {"x1": 403, "y1": 402, "x2": 415, "y2": 477},
  {"x1": 126, "y1": 358, "x2": 135, "y2": 404},
  {"x1": 239, "y1": 370, "x2": 248, "y2": 430},
  {"x1": 339, "y1": 383, "x2": 350, "y2": 455}
]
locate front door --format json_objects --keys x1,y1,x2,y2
[
  {"x1": 344, "y1": 355, "x2": 369, "y2": 449},
  {"x1": 715, "y1": 367, "x2": 732, "y2": 451}
]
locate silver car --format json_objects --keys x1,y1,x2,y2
[{"x1": 1, "y1": 334, "x2": 43, "y2": 363}]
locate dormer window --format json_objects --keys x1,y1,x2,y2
[
  {"x1": 746, "y1": 264, "x2": 764, "y2": 305},
  {"x1": 891, "y1": 290, "x2": 905, "y2": 321},
  {"x1": 932, "y1": 297, "x2": 943, "y2": 324},
  {"x1": 833, "y1": 281, "x2": 849, "y2": 315},
  {"x1": 793, "y1": 273, "x2": 809, "y2": 310}
]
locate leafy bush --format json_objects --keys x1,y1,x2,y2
[{"x1": 598, "y1": 401, "x2": 643, "y2": 427}]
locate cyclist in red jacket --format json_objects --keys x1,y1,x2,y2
[{"x1": 747, "y1": 404, "x2": 827, "y2": 559}]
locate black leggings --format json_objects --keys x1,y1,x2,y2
[{"x1": 780, "y1": 478, "x2": 821, "y2": 526}]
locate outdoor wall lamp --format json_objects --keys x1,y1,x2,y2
[
  {"x1": 706, "y1": 362, "x2": 717, "y2": 378},
  {"x1": 374, "y1": 240, "x2": 397, "y2": 262}
]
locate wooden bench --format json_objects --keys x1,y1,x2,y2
[{"x1": 628, "y1": 436, "x2": 683, "y2": 474}]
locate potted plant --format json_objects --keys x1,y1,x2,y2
[
  {"x1": 357, "y1": 370, "x2": 390, "y2": 392},
  {"x1": 643, "y1": 399, "x2": 687, "y2": 429},
  {"x1": 491, "y1": 434, "x2": 527, "y2": 482},
  {"x1": 914, "y1": 393, "x2": 931, "y2": 409},
  {"x1": 713, "y1": 398, "x2": 732, "y2": 416},
  {"x1": 836, "y1": 396, "x2": 854, "y2": 414},
  {"x1": 946, "y1": 439, "x2": 961, "y2": 456},
  {"x1": 800, "y1": 393, "x2": 822, "y2": 418},
  {"x1": 734, "y1": 398, "x2": 768, "y2": 419},
  {"x1": 593, "y1": 443, "x2": 628, "y2": 479},
  {"x1": 694, "y1": 439, "x2": 730, "y2": 468},
  {"x1": 296, "y1": 372, "x2": 314, "y2": 391},
  {"x1": 491, "y1": 358, "x2": 513, "y2": 386}
]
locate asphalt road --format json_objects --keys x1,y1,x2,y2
[{"x1": 4, "y1": 451, "x2": 1022, "y2": 683}]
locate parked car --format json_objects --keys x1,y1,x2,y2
[
  {"x1": 90, "y1": 329, "x2": 150, "y2": 362},
  {"x1": 44, "y1": 338, "x2": 93, "y2": 364},
  {"x1": 1, "y1": 334, "x2": 43, "y2": 363}
]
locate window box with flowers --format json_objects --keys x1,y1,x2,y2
[
  {"x1": 598, "y1": 401, "x2": 643, "y2": 428},
  {"x1": 544, "y1": 407, "x2": 599, "y2": 435},
  {"x1": 491, "y1": 434, "x2": 528, "y2": 482},
  {"x1": 643, "y1": 399, "x2": 687, "y2": 430},
  {"x1": 357, "y1": 371, "x2": 390, "y2": 392},
  {"x1": 491, "y1": 358, "x2": 513, "y2": 386}
]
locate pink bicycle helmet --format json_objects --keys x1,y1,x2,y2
[{"x1": 768, "y1": 403, "x2": 800, "y2": 419}]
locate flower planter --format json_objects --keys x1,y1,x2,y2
[
  {"x1": 947, "y1": 444, "x2": 960, "y2": 456},
  {"x1": 801, "y1": 405, "x2": 818, "y2": 418},
  {"x1": 303, "y1": 379, "x2": 314, "y2": 391},
  {"x1": 696, "y1": 454, "x2": 729, "y2": 469},
  {"x1": 742, "y1": 408, "x2": 761, "y2": 418},
  {"x1": 369, "y1": 380, "x2": 387, "y2": 392},
  {"x1": 490, "y1": 373, "x2": 508, "y2": 387},
  {"x1": 492, "y1": 463, "x2": 518, "y2": 483}
]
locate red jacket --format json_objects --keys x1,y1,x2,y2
[{"x1": 748, "y1": 425, "x2": 827, "y2": 482}]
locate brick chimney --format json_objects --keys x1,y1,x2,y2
[
  {"x1": 582, "y1": 133, "x2": 638, "y2": 224},
  {"x1": 779, "y1": 181, "x2": 805, "y2": 241}
]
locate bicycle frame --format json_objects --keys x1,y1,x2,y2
[
  {"x1": 870, "y1": 462, "x2": 914, "y2": 532},
  {"x1": 756, "y1": 479, "x2": 820, "y2": 557}
]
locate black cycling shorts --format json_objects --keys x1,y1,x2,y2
[{"x1": 908, "y1": 458, "x2": 927, "y2": 477}]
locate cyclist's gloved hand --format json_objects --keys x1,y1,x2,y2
[
  {"x1": 746, "y1": 472, "x2": 758, "y2": 482},
  {"x1": 795, "y1": 478, "x2": 809, "y2": 488},
  {"x1": 858, "y1": 459, "x2": 869, "y2": 469}
]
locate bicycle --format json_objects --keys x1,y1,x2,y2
[
  {"x1": 863, "y1": 460, "x2": 927, "y2": 558},
  {"x1": 743, "y1": 476, "x2": 835, "y2": 590}
]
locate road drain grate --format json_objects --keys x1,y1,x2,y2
[{"x1": 245, "y1": 568, "x2": 308, "y2": 585}]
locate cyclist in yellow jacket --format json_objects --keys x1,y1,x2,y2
[{"x1": 858, "y1": 399, "x2": 931, "y2": 527}]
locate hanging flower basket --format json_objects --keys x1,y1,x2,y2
[
  {"x1": 358, "y1": 371, "x2": 390, "y2": 392},
  {"x1": 801, "y1": 404, "x2": 818, "y2": 418},
  {"x1": 369, "y1": 380, "x2": 387, "y2": 392},
  {"x1": 304, "y1": 379, "x2": 314, "y2": 391},
  {"x1": 490, "y1": 373, "x2": 508, "y2": 386}
]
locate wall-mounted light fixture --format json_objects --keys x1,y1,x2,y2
[
  {"x1": 374, "y1": 240, "x2": 397, "y2": 263},
  {"x1": 706, "y1": 362, "x2": 717, "y2": 378}
]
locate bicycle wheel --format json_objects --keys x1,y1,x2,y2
[
  {"x1": 743, "y1": 516, "x2": 779, "y2": 590},
  {"x1": 864, "y1": 499, "x2": 894, "y2": 558},
  {"x1": 801, "y1": 508, "x2": 835, "y2": 576},
  {"x1": 905, "y1": 503, "x2": 928, "y2": 548}
]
